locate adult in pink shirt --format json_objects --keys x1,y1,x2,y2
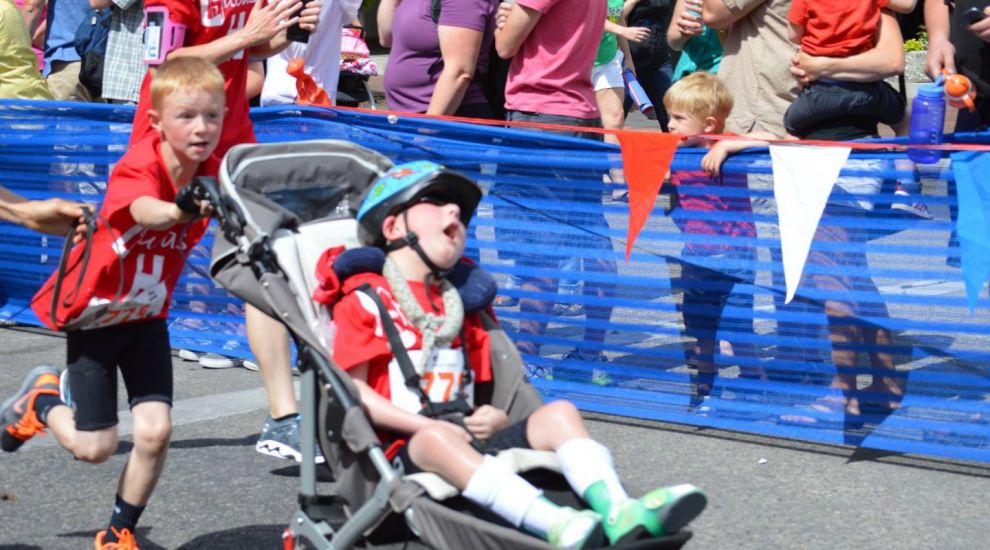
[
  {"x1": 495, "y1": 0, "x2": 606, "y2": 132},
  {"x1": 492, "y1": 0, "x2": 617, "y2": 379}
]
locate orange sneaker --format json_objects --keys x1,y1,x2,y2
[
  {"x1": 0, "y1": 365, "x2": 60, "y2": 452},
  {"x1": 94, "y1": 527, "x2": 140, "y2": 549}
]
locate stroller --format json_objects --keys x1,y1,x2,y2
[
  {"x1": 192, "y1": 140, "x2": 693, "y2": 549},
  {"x1": 336, "y1": 26, "x2": 378, "y2": 109}
]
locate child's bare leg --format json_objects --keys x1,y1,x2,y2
[
  {"x1": 407, "y1": 423, "x2": 485, "y2": 488},
  {"x1": 407, "y1": 421, "x2": 602, "y2": 547},
  {"x1": 525, "y1": 401, "x2": 591, "y2": 450},
  {"x1": 117, "y1": 401, "x2": 171, "y2": 506},
  {"x1": 45, "y1": 405, "x2": 118, "y2": 463}
]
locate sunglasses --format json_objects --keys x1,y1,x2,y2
[{"x1": 416, "y1": 192, "x2": 454, "y2": 207}]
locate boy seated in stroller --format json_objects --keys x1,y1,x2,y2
[{"x1": 326, "y1": 161, "x2": 707, "y2": 548}]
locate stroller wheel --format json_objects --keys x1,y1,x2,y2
[{"x1": 281, "y1": 527, "x2": 296, "y2": 550}]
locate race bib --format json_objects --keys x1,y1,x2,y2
[{"x1": 388, "y1": 348, "x2": 473, "y2": 414}]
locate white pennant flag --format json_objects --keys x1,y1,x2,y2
[{"x1": 770, "y1": 144, "x2": 852, "y2": 303}]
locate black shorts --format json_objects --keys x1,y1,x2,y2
[
  {"x1": 66, "y1": 318, "x2": 173, "y2": 431},
  {"x1": 394, "y1": 418, "x2": 532, "y2": 475}
]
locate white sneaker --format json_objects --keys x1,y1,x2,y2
[
  {"x1": 199, "y1": 353, "x2": 237, "y2": 369},
  {"x1": 547, "y1": 508, "x2": 603, "y2": 549},
  {"x1": 892, "y1": 189, "x2": 933, "y2": 220},
  {"x1": 177, "y1": 349, "x2": 200, "y2": 362}
]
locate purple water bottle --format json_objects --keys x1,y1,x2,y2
[
  {"x1": 907, "y1": 83, "x2": 946, "y2": 164},
  {"x1": 623, "y1": 69, "x2": 654, "y2": 115}
]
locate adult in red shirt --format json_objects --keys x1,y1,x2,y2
[
  {"x1": 130, "y1": 0, "x2": 322, "y2": 152},
  {"x1": 782, "y1": 1, "x2": 915, "y2": 137}
]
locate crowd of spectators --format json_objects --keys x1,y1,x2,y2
[{"x1": 2, "y1": 0, "x2": 988, "y2": 421}]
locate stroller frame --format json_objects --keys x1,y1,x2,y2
[{"x1": 198, "y1": 139, "x2": 692, "y2": 550}]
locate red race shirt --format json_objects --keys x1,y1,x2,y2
[
  {"x1": 331, "y1": 273, "x2": 493, "y2": 414},
  {"x1": 788, "y1": 0, "x2": 889, "y2": 58},
  {"x1": 32, "y1": 133, "x2": 218, "y2": 331},
  {"x1": 130, "y1": 0, "x2": 258, "y2": 157}
]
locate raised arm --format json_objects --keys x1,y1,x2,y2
[
  {"x1": 377, "y1": 0, "x2": 400, "y2": 48},
  {"x1": 701, "y1": 0, "x2": 766, "y2": 30},
  {"x1": 166, "y1": 0, "x2": 303, "y2": 65},
  {"x1": 427, "y1": 25, "x2": 485, "y2": 116},
  {"x1": 924, "y1": 0, "x2": 954, "y2": 77},
  {"x1": 494, "y1": 1, "x2": 542, "y2": 59},
  {"x1": 667, "y1": 0, "x2": 705, "y2": 51},
  {"x1": 0, "y1": 186, "x2": 89, "y2": 237},
  {"x1": 790, "y1": 10, "x2": 904, "y2": 86}
]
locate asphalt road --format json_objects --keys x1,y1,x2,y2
[{"x1": 1, "y1": 324, "x2": 989, "y2": 550}]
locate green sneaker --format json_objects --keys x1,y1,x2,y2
[
  {"x1": 546, "y1": 507, "x2": 603, "y2": 549},
  {"x1": 602, "y1": 484, "x2": 707, "y2": 544}
]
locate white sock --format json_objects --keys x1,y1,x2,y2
[
  {"x1": 520, "y1": 496, "x2": 566, "y2": 538},
  {"x1": 462, "y1": 455, "x2": 542, "y2": 528},
  {"x1": 556, "y1": 438, "x2": 627, "y2": 502}
]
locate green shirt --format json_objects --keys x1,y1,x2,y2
[{"x1": 594, "y1": 0, "x2": 624, "y2": 67}]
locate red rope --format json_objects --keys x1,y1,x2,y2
[{"x1": 311, "y1": 102, "x2": 990, "y2": 153}]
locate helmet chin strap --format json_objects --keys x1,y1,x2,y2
[{"x1": 384, "y1": 209, "x2": 455, "y2": 281}]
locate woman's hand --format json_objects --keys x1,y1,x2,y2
[
  {"x1": 676, "y1": 0, "x2": 705, "y2": 38},
  {"x1": 240, "y1": 0, "x2": 303, "y2": 48},
  {"x1": 790, "y1": 49, "x2": 821, "y2": 88},
  {"x1": 297, "y1": 0, "x2": 322, "y2": 33},
  {"x1": 925, "y1": 34, "x2": 957, "y2": 79},
  {"x1": 495, "y1": 1, "x2": 512, "y2": 29},
  {"x1": 463, "y1": 405, "x2": 509, "y2": 441}
]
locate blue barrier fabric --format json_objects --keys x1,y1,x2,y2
[{"x1": 1, "y1": 99, "x2": 989, "y2": 462}]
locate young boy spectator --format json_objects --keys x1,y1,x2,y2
[
  {"x1": 326, "y1": 161, "x2": 707, "y2": 548},
  {"x1": 783, "y1": 0, "x2": 916, "y2": 138},
  {"x1": 663, "y1": 72, "x2": 768, "y2": 404},
  {"x1": 1, "y1": 57, "x2": 224, "y2": 549}
]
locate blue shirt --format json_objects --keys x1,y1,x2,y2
[{"x1": 42, "y1": 0, "x2": 90, "y2": 75}]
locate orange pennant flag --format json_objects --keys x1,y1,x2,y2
[{"x1": 616, "y1": 131, "x2": 680, "y2": 260}]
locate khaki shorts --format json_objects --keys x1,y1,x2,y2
[{"x1": 46, "y1": 61, "x2": 94, "y2": 102}]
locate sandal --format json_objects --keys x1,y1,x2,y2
[{"x1": 493, "y1": 294, "x2": 518, "y2": 307}]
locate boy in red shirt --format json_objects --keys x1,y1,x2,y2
[
  {"x1": 131, "y1": 0, "x2": 328, "y2": 463},
  {"x1": 784, "y1": 0, "x2": 916, "y2": 138},
  {"x1": 1, "y1": 57, "x2": 225, "y2": 549},
  {"x1": 663, "y1": 72, "x2": 771, "y2": 406},
  {"x1": 329, "y1": 161, "x2": 707, "y2": 548}
]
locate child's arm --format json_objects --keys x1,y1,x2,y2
[
  {"x1": 667, "y1": 0, "x2": 705, "y2": 52},
  {"x1": 129, "y1": 195, "x2": 203, "y2": 231},
  {"x1": 604, "y1": 19, "x2": 650, "y2": 45},
  {"x1": 885, "y1": 0, "x2": 917, "y2": 15},
  {"x1": 701, "y1": 131, "x2": 777, "y2": 177},
  {"x1": 464, "y1": 405, "x2": 509, "y2": 440},
  {"x1": 788, "y1": 21, "x2": 803, "y2": 45},
  {"x1": 348, "y1": 362, "x2": 473, "y2": 440}
]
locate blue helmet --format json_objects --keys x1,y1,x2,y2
[{"x1": 357, "y1": 161, "x2": 482, "y2": 248}]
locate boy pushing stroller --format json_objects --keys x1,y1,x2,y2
[{"x1": 323, "y1": 161, "x2": 708, "y2": 548}]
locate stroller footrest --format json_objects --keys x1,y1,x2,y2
[{"x1": 299, "y1": 494, "x2": 348, "y2": 526}]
